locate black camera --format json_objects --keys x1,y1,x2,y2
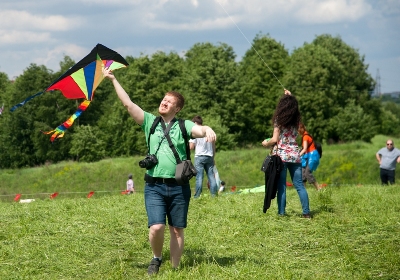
[{"x1": 138, "y1": 154, "x2": 158, "y2": 170}]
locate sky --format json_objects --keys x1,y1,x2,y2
[{"x1": 1, "y1": 0, "x2": 399, "y2": 93}]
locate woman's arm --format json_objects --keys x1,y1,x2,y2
[
  {"x1": 261, "y1": 127, "x2": 280, "y2": 148},
  {"x1": 299, "y1": 139, "x2": 309, "y2": 156}
]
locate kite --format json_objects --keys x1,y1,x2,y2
[{"x1": 10, "y1": 43, "x2": 129, "y2": 141}]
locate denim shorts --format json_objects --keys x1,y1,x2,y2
[{"x1": 144, "y1": 182, "x2": 191, "y2": 228}]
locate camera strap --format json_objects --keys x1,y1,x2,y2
[
  {"x1": 147, "y1": 117, "x2": 176, "y2": 156},
  {"x1": 160, "y1": 119, "x2": 183, "y2": 164}
]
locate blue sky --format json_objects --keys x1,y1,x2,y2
[{"x1": 1, "y1": 0, "x2": 399, "y2": 93}]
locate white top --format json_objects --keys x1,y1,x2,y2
[
  {"x1": 126, "y1": 179, "x2": 134, "y2": 191},
  {"x1": 190, "y1": 138, "x2": 214, "y2": 157}
]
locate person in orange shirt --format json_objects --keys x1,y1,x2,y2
[{"x1": 298, "y1": 123, "x2": 323, "y2": 190}]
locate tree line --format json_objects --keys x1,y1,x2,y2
[{"x1": 0, "y1": 33, "x2": 399, "y2": 168}]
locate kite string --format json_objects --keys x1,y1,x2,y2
[{"x1": 215, "y1": 0, "x2": 285, "y2": 89}]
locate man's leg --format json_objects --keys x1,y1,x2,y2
[
  {"x1": 380, "y1": 168, "x2": 389, "y2": 185},
  {"x1": 144, "y1": 183, "x2": 167, "y2": 275},
  {"x1": 169, "y1": 226, "x2": 184, "y2": 268},
  {"x1": 388, "y1": 170, "x2": 395, "y2": 185},
  {"x1": 204, "y1": 157, "x2": 218, "y2": 196},
  {"x1": 194, "y1": 157, "x2": 205, "y2": 198},
  {"x1": 304, "y1": 164, "x2": 319, "y2": 190},
  {"x1": 168, "y1": 183, "x2": 190, "y2": 268},
  {"x1": 149, "y1": 224, "x2": 165, "y2": 258}
]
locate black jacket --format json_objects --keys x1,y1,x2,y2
[{"x1": 263, "y1": 155, "x2": 283, "y2": 213}]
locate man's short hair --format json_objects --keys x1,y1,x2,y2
[
  {"x1": 192, "y1": 115, "x2": 203, "y2": 125},
  {"x1": 166, "y1": 91, "x2": 184, "y2": 111}
]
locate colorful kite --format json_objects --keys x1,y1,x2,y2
[{"x1": 10, "y1": 43, "x2": 129, "y2": 141}]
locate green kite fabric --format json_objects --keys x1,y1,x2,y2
[{"x1": 11, "y1": 43, "x2": 129, "y2": 141}]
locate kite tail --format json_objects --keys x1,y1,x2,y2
[
  {"x1": 10, "y1": 91, "x2": 47, "y2": 112},
  {"x1": 42, "y1": 100, "x2": 91, "y2": 142}
]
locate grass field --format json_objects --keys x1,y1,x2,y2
[
  {"x1": 1, "y1": 135, "x2": 400, "y2": 279},
  {"x1": 1, "y1": 184, "x2": 399, "y2": 279}
]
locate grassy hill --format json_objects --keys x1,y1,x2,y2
[
  {"x1": 1, "y1": 184, "x2": 399, "y2": 279},
  {"x1": 1, "y1": 135, "x2": 400, "y2": 278},
  {"x1": 1, "y1": 135, "x2": 398, "y2": 201}
]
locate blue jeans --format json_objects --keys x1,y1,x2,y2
[
  {"x1": 277, "y1": 162, "x2": 310, "y2": 215},
  {"x1": 194, "y1": 156, "x2": 217, "y2": 197},
  {"x1": 144, "y1": 182, "x2": 191, "y2": 228}
]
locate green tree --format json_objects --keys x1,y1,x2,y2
[
  {"x1": 237, "y1": 34, "x2": 289, "y2": 143},
  {"x1": 310, "y1": 34, "x2": 379, "y2": 139},
  {"x1": 69, "y1": 125, "x2": 106, "y2": 162},
  {"x1": 200, "y1": 114, "x2": 237, "y2": 151},
  {"x1": 380, "y1": 102, "x2": 400, "y2": 136},
  {"x1": 330, "y1": 100, "x2": 378, "y2": 142},
  {"x1": 284, "y1": 43, "x2": 344, "y2": 141},
  {"x1": 312, "y1": 34, "x2": 375, "y2": 100},
  {"x1": 180, "y1": 42, "x2": 240, "y2": 139}
]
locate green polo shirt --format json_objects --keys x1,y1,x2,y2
[{"x1": 141, "y1": 112, "x2": 195, "y2": 178}]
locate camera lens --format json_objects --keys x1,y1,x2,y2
[{"x1": 139, "y1": 160, "x2": 147, "y2": 168}]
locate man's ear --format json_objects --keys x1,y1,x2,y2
[{"x1": 175, "y1": 107, "x2": 181, "y2": 113}]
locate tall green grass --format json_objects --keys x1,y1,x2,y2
[
  {"x1": 1, "y1": 135, "x2": 400, "y2": 278},
  {"x1": 1, "y1": 135, "x2": 398, "y2": 200},
  {"x1": 1, "y1": 185, "x2": 399, "y2": 279}
]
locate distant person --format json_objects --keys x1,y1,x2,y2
[
  {"x1": 298, "y1": 123, "x2": 323, "y2": 190},
  {"x1": 189, "y1": 116, "x2": 218, "y2": 197},
  {"x1": 102, "y1": 67, "x2": 217, "y2": 275},
  {"x1": 262, "y1": 89, "x2": 311, "y2": 218},
  {"x1": 126, "y1": 174, "x2": 135, "y2": 194},
  {"x1": 376, "y1": 140, "x2": 400, "y2": 185},
  {"x1": 218, "y1": 181, "x2": 226, "y2": 195}
]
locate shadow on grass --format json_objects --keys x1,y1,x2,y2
[
  {"x1": 126, "y1": 248, "x2": 243, "y2": 269},
  {"x1": 180, "y1": 248, "x2": 245, "y2": 267}
]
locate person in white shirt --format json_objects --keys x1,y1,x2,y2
[
  {"x1": 126, "y1": 174, "x2": 135, "y2": 194},
  {"x1": 189, "y1": 116, "x2": 218, "y2": 197}
]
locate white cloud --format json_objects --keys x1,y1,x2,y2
[
  {"x1": 0, "y1": 30, "x2": 52, "y2": 45},
  {"x1": 293, "y1": 0, "x2": 372, "y2": 24},
  {"x1": 0, "y1": 10, "x2": 83, "y2": 31},
  {"x1": 36, "y1": 44, "x2": 88, "y2": 69},
  {"x1": 128, "y1": 0, "x2": 373, "y2": 32}
]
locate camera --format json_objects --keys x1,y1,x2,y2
[{"x1": 138, "y1": 154, "x2": 158, "y2": 170}]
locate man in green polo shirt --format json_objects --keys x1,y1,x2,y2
[{"x1": 103, "y1": 67, "x2": 217, "y2": 275}]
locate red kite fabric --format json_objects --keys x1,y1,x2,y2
[
  {"x1": 87, "y1": 191, "x2": 95, "y2": 198},
  {"x1": 14, "y1": 194, "x2": 21, "y2": 202},
  {"x1": 50, "y1": 192, "x2": 59, "y2": 199},
  {"x1": 10, "y1": 43, "x2": 129, "y2": 142}
]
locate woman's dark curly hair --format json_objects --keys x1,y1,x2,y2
[{"x1": 272, "y1": 94, "x2": 301, "y2": 129}]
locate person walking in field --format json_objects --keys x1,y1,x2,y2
[
  {"x1": 189, "y1": 115, "x2": 218, "y2": 198},
  {"x1": 298, "y1": 123, "x2": 323, "y2": 190},
  {"x1": 262, "y1": 89, "x2": 311, "y2": 218},
  {"x1": 126, "y1": 174, "x2": 135, "y2": 194},
  {"x1": 376, "y1": 139, "x2": 400, "y2": 185},
  {"x1": 102, "y1": 67, "x2": 217, "y2": 275}
]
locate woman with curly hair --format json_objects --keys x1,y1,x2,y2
[{"x1": 262, "y1": 90, "x2": 311, "y2": 218}]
